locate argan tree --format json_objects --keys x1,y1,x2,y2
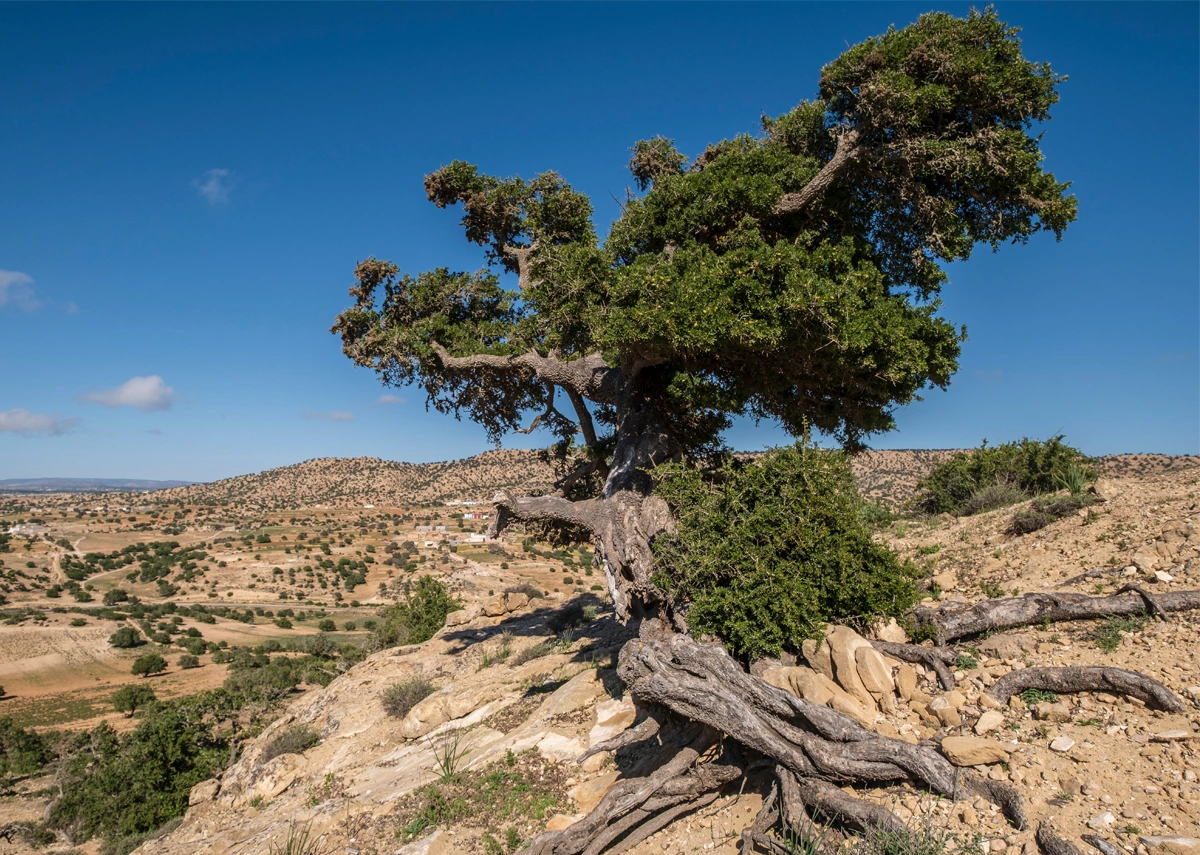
[{"x1": 334, "y1": 10, "x2": 1200, "y2": 852}]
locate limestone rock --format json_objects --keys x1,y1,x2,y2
[
  {"x1": 482, "y1": 595, "x2": 508, "y2": 617},
  {"x1": 941, "y1": 736, "x2": 1009, "y2": 766},
  {"x1": 801, "y1": 638, "x2": 835, "y2": 681},
  {"x1": 1049, "y1": 736, "x2": 1075, "y2": 752},
  {"x1": 1139, "y1": 838, "x2": 1200, "y2": 855},
  {"x1": 188, "y1": 778, "x2": 220, "y2": 806},
  {"x1": 895, "y1": 664, "x2": 918, "y2": 700},
  {"x1": 1034, "y1": 701, "x2": 1072, "y2": 722},
  {"x1": 545, "y1": 815, "x2": 579, "y2": 832},
  {"x1": 874, "y1": 618, "x2": 909, "y2": 644},
  {"x1": 826, "y1": 626, "x2": 875, "y2": 709},
  {"x1": 855, "y1": 646, "x2": 895, "y2": 696},
  {"x1": 505, "y1": 592, "x2": 530, "y2": 612},
  {"x1": 537, "y1": 732, "x2": 585, "y2": 763},
  {"x1": 932, "y1": 571, "x2": 958, "y2": 592},
  {"x1": 444, "y1": 607, "x2": 480, "y2": 627},
  {"x1": 1087, "y1": 811, "x2": 1115, "y2": 830},
  {"x1": 1090, "y1": 477, "x2": 1118, "y2": 502},
  {"x1": 588, "y1": 698, "x2": 637, "y2": 746},
  {"x1": 1131, "y1": 550, "x2": 1160, "y2": 573},
  {"x1": 974, "y1": 710, "x2": 1006, "y2": 735},
  {"x1": 570, "y1": 770, "x2": 620, "y2": 814}
]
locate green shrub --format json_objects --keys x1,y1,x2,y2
[
  {"x1": 381, "y1": 678, "x2": 437, "y2": 718},
  {"x1": 375, "y1": 576, "x2": 460, "y2": 648},
  {"x1": 260, "y1": 725, "x2": 319, "y2": 764},
  {"x1": 131, "y1": 654, "x2": 167, "y2": 677},
  {"x1": 1009, "y1": 493, "x2": 1095, "y2": 535},
  {"x1": 317, "y1": 619, "x2": 336, "y2": 632},
  {"x1": 109, "y1": 626, "x2": 145, "y2": 649},
  {"x1": 913, "y1": 435, "x2": 1094, "y2": 516},
  {"x1": 0, "y1": 716, "x2": 52, "y2": 781},
  {"x1": 178, "y1": 654, "x2": 201, "y2": 670},
  {"x1": 111, "y1": 685, "x2": 157, "y2": 717},
  {"x1": 652, "y1": 443, "x2": 918, "y2": 660}
]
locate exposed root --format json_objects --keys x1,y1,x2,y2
[
  {"x1": 915, "y1": 588, "x2": 1200, "y2": 643},
  {"x1": 871, "y1": 640, "x2": 958, "y2": 690},
  {"x1": 1037, "y1": 823, "x2": 1088, "y2": 855},
  {"x1": 1080, "y1": 834, "x2": 1122, "y2": 855},
  {"x1": 778, "y1": 767, "x2": 905, "y2": 834},
  {"x1": 961, "y1": 772, "x2": 1028, "y2": 830},
  {"x1": 576, "y1": 707, "x2": 663, "y2": 765},
  {"x1": 988, "y1": 666, "x2": 1184, "y2": 712},
  {"x1": 740, "y1": 779, "x2": 787, "y2": 855},
  {"x1": 1112, "y1": 583, "x2": 1167, "y2": 620}
]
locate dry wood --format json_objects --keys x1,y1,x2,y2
[
  {"x1": 915, "y1": 589, "x2": 1200, "y2": 643},
  {"x1": 1037, "y1": 823, "x2": 1088, "y2": 855},
  {"x1": 987, "y1": 666, "x2": 1184, "y2": 712},
  {"x1": 871, "y1": 640, "x2": 958, "y2": 690}
]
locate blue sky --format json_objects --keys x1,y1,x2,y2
[{"x1": 1, "y1": 2, "x2": 1196, "y2": 482}]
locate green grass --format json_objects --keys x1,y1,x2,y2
[
  {"x1": 1020, "y1": 688, "x2": 1058, "y2": 706},
  {"x1": 1088, "y1": 615, "x2": 1145, "y2": 653}
]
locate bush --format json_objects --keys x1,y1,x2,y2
[
  {"x1": 652, "y1": 443, "x2": 919, "y2": 660},
  {"x1": 131, "y1": 654, "x2": 168, "y2": 677},
  {"x1": 913, "y1": 435, "x2": 1094, "y2": 516},
  {"x1": 505, "y1": 583, "x2": 542, "y2": 600},
  {"x1": 317, "y1": 619, "x2": 336, "y2": 632},
  {"x1": 1009, "y1": 493, "x2": 1095, "y2": 535},
  {"x1": 109, "y1": 626, "x2": 145, "y2": 649},
  {"x1": 0, "y1": 716, "x2": 52, "y2": 780},
  {"x1": 375, "y1": 576, "x2": 460, "y2": 648},
  {"x1": 260, "y1": 725, "x2": 319, "y2": 764},
  {"x1": 275, "y1": 616, "x2": 293, "y2": 629},
  {"x1": 111, "y1": 685, "x2": 157, "y2": 717},
  {"x1": 381, "y1": 678, "x2": 437, "y2": 718},
  {"x1": 178, "y1": 654, "x2": 201, "y2": 670}
]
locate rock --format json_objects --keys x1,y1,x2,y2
[
  {"x1": 1155, "y1": 571, "x2": 1175, "y2": 583},
  {"x1": 569, "y1": 770, "x2": 620, "y2": 813},
  {"x1": 1090, "y1": 478, "x2": 1118, "y2": 502},
  {"x1": 826, "y1": 626, "x2": 875, "y2": 709},
  {"x1": 537, "y1": 732, "x2": 585, "y2": 763},
  {"x1": 545, "y1": 815, "x2": 579, "y2": 832},
  {"x1": 188, "y1": 778, "x2": 220, "y2": 806},
  {"x1": 1131, "y1": 550, "x2": 1160, "y2": 573},
  {"x1": 975, "y1": 710, "x2": 1006, "y2": 735},
  {"x1": 932, "y1": 571, "x2": 958, "y2": 591},
  {"x1": 1034, "y1": 702, "x2": 1073, "y2": 722},
  {"x1": 588, "y1": 698, "x2": 637, "y2": 746},
  {"x1": 395, "y1": 829, "x2": 446, "y2": 855},
  {"x1": 937, "y1": 705, "x2": 963, "y2": 727},
  {"x1": 504, "y1": 592, "x2": 530, "y2": 612},
  {"x1": 1087, "y1": 812, "x2": 1115, "y2": 830},
  {"x1": 482, "y1": 595, "x2": 508, "y2": 617},
  {"x1": 444, "y1": 607, "x2": 479, "y2": 626},
  {"x1": 854, "y1": 647, "x2": 896, "y2": 697},
  {"x1": 895, "y1": 664, "x2": 918, "y2": 700},
  {"x1": 802, "y1": 638, "x2": 835, "y2": 681},
  {"x1": 941, "y1": 736, "x2": 1010, "y2": 766},
  {"x1": 1139, "y1": 838, "x2": 1200, "y2": 855},
  {"x1": 946, "y1": 690, "x2": 967, "y2": 709},
  {"x1": 1049, "y1": 736, "x2": 1076, "y2": 752},
  {"x1": 1152, "y1": 730, "x2": 1196, "y2": 742},
  {"x1": 977, "y1": 633, "x2": 1036, "y2": 661},
  {"x1": 874, "y1": 618, "x2": 909, "y2": 644},
  {"x1": 827, "y1": 690, "x2": 878, "y2": 729}
]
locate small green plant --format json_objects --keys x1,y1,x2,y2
[
  {"x1": 954, "y1": 654, "x2": 978, "y2": 671},
  {"x1": 269, "y1": 820, "x2": 333, "y2": 855},
  {"x1": 1056, "y1": 461, "x2": 1090, "y2": 496},
  {"x1": 844, "y1": 818, "x2": 950, "y2": 855},
  {"x1": 429, "y1": 729, "x2": 470, "y2": 781},
  {"x1": 504, "y1": 827, "x2": 521, "y2": 851},
  {"x1": 249, "y1": 795, "x2": 265, "y2": 809},
  {"x1": 1089, "y1": 614, "x2": 1145, "y2": 653},
  {"x1": 916, "y1": 544, "x2": 940, "y2": 556},
  {"x1": 978, "y1": 581, "x2": 1005, "y2": 598},
  {"x1": 1076, "y1": 717, "x2": 1102, "y2": 727},
  {"x1": 482, "y1": 832, "x2": 504, "y2": 855},
  {"x1": 1034, "y1": 724, "x2": 1050, "y2": 739},
  {"x1": 1020, "y1": 688, "x2": 1058, "y2": 706},
  {"x1": 261, "y1": 725, "x2": 319, "y2": 764},
  {"x1": 1123, "y1": 825, "x2": 1140, "y2": 836},
  {"x1": 382, "y1": 678, "x2": 437, "y2": 719}
]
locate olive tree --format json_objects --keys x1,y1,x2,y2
[{"x1": 332, "y1": 10, "x2": 1200, "y2": 851}]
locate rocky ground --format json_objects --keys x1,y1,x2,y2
[{"x1": 118, "y1": 460, "x2": 1200, "y2": 855}]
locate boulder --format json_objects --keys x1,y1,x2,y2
[
  {"x1": 1034, "y1": 701, "x2": 1072, "y2": 722},
  {"x1": 545, "y1": 815, "x2": 580, "y2": 832},
  {"x1": 505, "y1": 592, "x2": 530, "y2": 612},
  {"x1": 445, "y1": 607, "x2": 480, "y2": 627},
  {"x1": 588, "y1": 698, "x2": 637, "y2": 746},
  {"x1": 873, "y1": 618, "x2": 909, "y2": 644},
  {"x1": 854, "y1": 647, "x2": 896, "y2": 697},
  {"x1": 801, "y1": 638, "x2": 835, "y2": 681},
  {"x1": 974, "y1": 710, "x2": 1006, "y2": 735},
  {"x1": 570, "y1": 770, "x2": 620, "y2": 813},
  {"x1": 895, "y1": 664, "x2": 918, "y2": 701},
  {"x1": 1089, "y1": 478, "x2": 1119, "y2": 503},
  {"x1": 1139, "y1": 838, "x2": 1200, "y2": 855},
  {"x1": 825, "y1": 626, "x2": 875, "y2": 709},
  {"x1": 188, "y1": 778, "x2": 220, "y2": 806},
  {"x1": 940, "y1": 736, "x2": 1009, "y2": 766},
  {"x1": 482, "y1": 595, "x2": 508, "y2": 617},
  {"x1": 1131, "y1": 550, "x2": 1160, "y2": 573},
  {"x1": 537, "y1": 732, "x2": 585, "y2": 763}
]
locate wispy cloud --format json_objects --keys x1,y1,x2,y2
[
  {"x1": 82, "y1": 375, "x2": 176, "y2": 411},
  {"x1": 0, "y1": 409, "x2": 79, "y2": 436},
  {"x1": 192, "y1": 168, "x2": 236, "y2": 205},
  {"x1": 0, "y1": 270, "x2": 41, "y2": 312},
  {"x1": 303, "y1": 411, "x2": 356, "y2": 422},
  {"x1": 377, "y1": 393, "x2": 406, "y2": 405}
]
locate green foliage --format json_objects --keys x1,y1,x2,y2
[
  {"x1": 652, "y1": 443, "x2": 918, "y2": 659},
  {"x1": 1009, "y1": 493, "x2": 1095, "y2": 535},
  {"x1": 178, "y1": 654, "x2": 201, "y2": 670},
  {"x1": 0, "y1": 716, "x2": 52, "y2": 782},
  {"x1": 131, "y1": 653, "x2": 167, "y2": 678},
  {"x1": 269, "y1": 820, "x2": 333, "y2": 855},
  {"x1": 913, "y1": 436, "x2": 1094, "y2": 516},
  {"x1": 845, "y1": 821, "x2": 950, "y2": 855},
  {"x1": 260, "y1": 726, "x2": 319, "y2": 764},
  {"x1": 316, "y1": 619, "x2": 336, "y2": 632},
  {"x1": 111, "y1": 685, "x2": 157, "y2": 717},
  {"x1": 333, "y1": 9, "x2": 1073, "y2": 457},
  {"x1": 1089, "y1": 615, "x2": 1145, "y2": 653},
  {"x1": 1020, "y1": 688, "x2": 1058, "y2": 706},
  {"x1": 109, "y1": 626, "x2": 145, "y2": 649},
  {"x1": 375, "y1": 575, "x2": 460, "y2": 647},
  {"x1": 381, "y1": 678, "x2": 437, "y2": 719}
]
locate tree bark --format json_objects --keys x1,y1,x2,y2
[{"x1": 987, "y1": 666, "x2": 1184, "y2": 712}]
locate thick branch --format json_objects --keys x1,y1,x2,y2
[
  {"x1": 491, "y1": 491, "x2": 604, "y2": 535},
  {"x1": 774, "y1": 129, "x2": 861, "y2": 216},
  {"x1": 429, "y1": 341, "x2": 621, "y2": 404},
  {"x1": 916, "y1": 589, "x2": 1200, "y2": 643},
  {"x1": 987, "y1": 666, "x2": 1184, "y2": 712},
  {"x1": 503, "y1": 241, "x2": 540, "y2": 291},
  {"x1": 870, "y1": 641, "x2": 958, "y2": 691},
  {"x1": 564, "y1": 386, "x2": 604, "y2": 462}
]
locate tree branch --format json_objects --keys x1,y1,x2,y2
[
  {"x1": 429, "y1": 341, "x2": 622, "y2": 404},
  {"x1": 514, "y1": 382, "x2": 563, "y2": 435},
  {"x1": 502, "y1": 241, "x2": 540, "y2": 291},
  {"x1": 490, "y1": 490, "x2": 606, "y2": 537},
  {"x1": 774, "y1": 129, "x2": 861, "y2": 216}
]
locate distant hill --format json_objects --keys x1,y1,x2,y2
[{"x1": 0, "y1": 477, "x2": 193, "y2": 493}]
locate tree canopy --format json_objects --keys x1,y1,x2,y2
[{"x1": 333, "y1": 9, "x2": 1075, "y2": 619}]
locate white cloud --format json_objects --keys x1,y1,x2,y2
[
  {"x1": 0, "y1": 409, "x2": 79, "y2": 436},
  {"x1": 377, "y1": 394, "x2": 406, "y2": 405},
  {"x1": 0, "y1": 270, "x2": 41, "y2": 312},
  {"x1": 303, "y1": 411, "x2": 355, "y2": 422},
  {"x1": 192, "y1": 168, "x2": 236, "y2": 205},
  {"x1": 82, "y1": 375, "x2": 176, "y2": 411}
]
